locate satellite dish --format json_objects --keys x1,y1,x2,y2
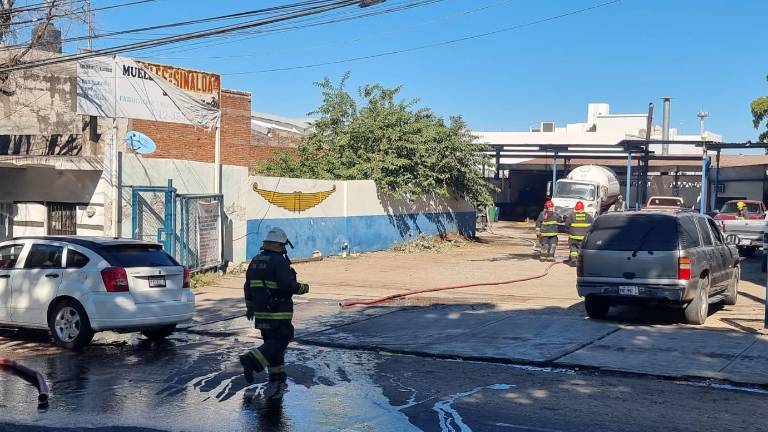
[{"x1": 125, "y1": 131, "x2": 157, "y2": 154}]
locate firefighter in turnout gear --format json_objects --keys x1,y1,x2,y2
[
  {"x1": 565, "y1": 201, "x2": 594, "y2": 265},
  {"x1": 240, "y1": 227, "x2": 309, "y2": 400},
  {"x1": 535, "y1": 200, "x2": 560, "y2": 262}
]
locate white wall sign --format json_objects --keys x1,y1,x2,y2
[
  {"x1": 77, "y1": 56, "x2": 221, "y2": 128},
  {"x1": 195, "y1": 200, "x2": 221, "y2": 269}
]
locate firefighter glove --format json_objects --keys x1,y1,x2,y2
[
  {"x1": 297, "y1": 283, "x2": 310, "y2": 295},
  {"x1": 246, "y1": 308, "x2": 255, "y2": 321}
]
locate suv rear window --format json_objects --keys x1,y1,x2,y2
[
  {"x1": 102, "y1": 244, "x2": 179, "y2": 267},
  {"x1": 583, "y1": 214, "x2": 679, "y2": 251},
  {"x1": 678, "y1": 216, "x2": 701, "y2": 249}
]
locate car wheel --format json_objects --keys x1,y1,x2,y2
[
  {"x1": 723, "y1": 266, "x2": 740, "y2": 306},
  {"x1": 48, "y1": 299, "x2": 94, "y2": 350},
  {"x1": 739, "y1": 247, "x2": 756, "y2": 258},
  {"x1": 584, "y1": 296, "x2": 610, "y2": 320},
  {"x1": 141, "y1": 324, "x2": 177, "y2": 341},
  {"x1": 684, "y1": 277, "x2": 709, "y2": 325}
]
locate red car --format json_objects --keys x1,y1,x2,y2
[{"x1": 713, "y1": 200, "x2": 766, "y2": 220}]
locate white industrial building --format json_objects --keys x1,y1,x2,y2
[
  {"x1": 475, "y1": 103, "x2": 768, "y2": 221},
  {"x1": 475, "y1": 103, "x2": 722, "y2": 161}
]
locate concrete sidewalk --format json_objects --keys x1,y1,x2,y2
[
  {"x1": 297, "y1": 302, "x2": 768, "y2": 386},
  {"x1": 199, "y1": 222, "x2": 768, "y2": 387}
]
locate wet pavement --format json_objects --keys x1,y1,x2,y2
[{"x1": 2, "y1": 303, "x2": 768, "y2": 432}]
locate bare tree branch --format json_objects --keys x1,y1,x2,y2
[
  {"x1": 0, "y1": 0, "x2": 59, "y2": 95},
  {"x1": 0, "y1": 0, "x2": 15, "y2": 44}
]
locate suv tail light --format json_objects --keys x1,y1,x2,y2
[
  {"x1": 183, "y1": 267, "x2": 191, "y2": 289},
  {"x1": 678, "y1": 257, "x2": 691, "y2": 280},
  {"x1": 101, "y1": 267, "x2": 129, "y2": 292}
]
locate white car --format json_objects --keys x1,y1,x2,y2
[{"x1": 0, "y1": 236, "x2": 195, "y2": 349}]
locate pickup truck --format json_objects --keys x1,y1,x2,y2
[
  {"x1": 645, "y1": 196, "x2": 685, "y2": 210},
  {"x1": 713, "y1": 200, "x2": 766, "y2": 221},
  {"x1": 714, "y1": 200, "x2": 767, "y2": 259},
  {"x1": 719, "y1": 218, "x2": 764, "y2": 257}
]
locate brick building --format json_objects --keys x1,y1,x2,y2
[
  {"x1": 130, "y1": 95, "x2": 311, "y2": 169},
  {"x1": 132, "y1": 89, "x2": 253, "y2": 165}
]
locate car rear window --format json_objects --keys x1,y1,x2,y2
[
  {"x1": 102, "y1": 244, "x2": 179, "y2": 267},
  {"x1": 648, "y1": 198, "x2": 683, "y2": 207},
  {"x1": 583, "y1": 214, "x2": 679, "y2": 251},
  {"x1": 721, "y1": 202, "x2": 761, "y2": 213}
]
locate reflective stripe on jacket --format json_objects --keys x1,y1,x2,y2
[
  {"x1": 536, "y1": 210, "x2": 560, "y2": 236},
  {"x1": 243, "y1": 249, "x2": 303, "y2": 321},
  {"x1": 566, "y1": 211, "x2": 593, "y2": 240}
]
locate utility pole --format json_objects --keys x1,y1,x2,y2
[
  {"x1": 85, "y1": 0, "x2": 94, "y2": 51},
  {"x1": 661, "y1": 97, "x2": 671, "y2": 155}
]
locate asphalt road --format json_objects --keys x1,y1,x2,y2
[{"x1": 1, "y1": 307, "x2": 767, "y2": 432}]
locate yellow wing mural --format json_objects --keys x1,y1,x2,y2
[{"x1": 252, "y1": 184, "x2": 336, "y2": 212}]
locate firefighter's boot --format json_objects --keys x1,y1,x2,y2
[{"x1": 240, "y1": 354, "x2": 259, "y2": 384}]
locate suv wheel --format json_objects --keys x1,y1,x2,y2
[
  {"x1": 723, "y1": 266, "x2": 740, "y2": 306},
  {"x1": 585, "y1": 297, "x2": 610, "y2": 320},
  {"x1": 684, "y1": 277, "x2": 709, "y2": 325},
  {"x1": 141, "y1": 324, "x2": 177, "y2": 341},
  {"x1": 49, "y1": 299, "x2": 95, "y2": 349}
]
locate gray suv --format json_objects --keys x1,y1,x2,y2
[{"x1": 577, "y1": 211, "x2": 740, "y2": 325}]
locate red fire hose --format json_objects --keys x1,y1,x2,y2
[
  {"x1": 0, "y1": 358, "x2": 49, "y2": 407},
  {"x1": 340, "y1": 261, "x2": 563, "y2": 307}
]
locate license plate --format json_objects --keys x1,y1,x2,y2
[
  {"x1": 619, "y1": 286, "x2": 639, "y2": 296},
  {"x1": 148, "y1": 276, "x2": 166, "y2": 288},
  {"x1": 739, "y1": 240, "x2": 751, "y2": 246}
]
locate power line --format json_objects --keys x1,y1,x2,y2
[
  {"x1": 218, "y1": 0, "x2": 622, "y2": 75},
  {"x1": 135, "y1": 0, "x2": 444, "y2": 59},
  {"x1": 0, "y1": 0, "x2": 412, "y2": 72},
  {"x1": 0, "y1": 0, "x2": 334, "y2": 50},
  {"x1": 146, "y1": 0, "x2": 514, "y2": 61}
]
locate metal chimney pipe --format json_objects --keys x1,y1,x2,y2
[{"x1": 661, "y1": 97, "x2": 671, "y2": 155}]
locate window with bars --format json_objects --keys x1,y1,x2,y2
[{"x1": 47, "y1": 203, "x2": 77, "y2": 236}]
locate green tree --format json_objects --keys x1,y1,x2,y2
[
  {"x1": 258, "y1": 74, "x2": 496, "y2": 206},
  {"x1": 751, "y1": 74, "x2": 768, "y2": 149}
]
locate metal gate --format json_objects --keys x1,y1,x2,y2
[
  {"x1": 129, "y1": 180, "x2": 223, "y2": 271},
  {"x1": 177, "y1": 194, "x2": 223, "y2": 271},
  {"x1": 131, "y1": 180, "x2": 176, "y2": 252}
]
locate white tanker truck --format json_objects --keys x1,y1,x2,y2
[{"x1": 551, "y1": 165, "x2": 620, "y2": 217}]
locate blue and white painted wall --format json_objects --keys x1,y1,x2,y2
[{"x1": 246, "y1": 176, "x2": 476, "y2": 260}]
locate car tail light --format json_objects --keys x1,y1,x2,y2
[
  {"x1": 101, "y1": 267, "x2": 129, "y2": 292},
  {"x1": 183, "y1": 267, "x2": 191, "y2": 289},
  {"x1": 678, "y1": 257, "x2": 691, "y2": 280}
]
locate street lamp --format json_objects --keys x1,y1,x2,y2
[
  {"x1": 359, "y1": 0, "x2": 385, "y2": 7},
  {"x1": 697, "y1": 110, "x2": 709, "y2": 140}
]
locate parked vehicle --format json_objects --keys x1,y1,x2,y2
[
  {"x1": 577, "y1": 211, "x2": 740, "y2": 325},
  {"x1": 551, "y1": 165, "x2": 620, "y2": 218},
  {"x1": 713, "y1": 200, "x2": 766, "y2": 220},
  {"x1": 645, "y1": 196, "x2": 685, "y2": 210},
  {"x1": 0, "y1": 237, "x2": 195, "y2": 349},
  {"x1": 719, "y1": 217, "x2": 765, "y2": 258}
]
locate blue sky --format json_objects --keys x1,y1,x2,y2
[{"x1": 90, "y1": 0, "x2": 768, "y2": 143}]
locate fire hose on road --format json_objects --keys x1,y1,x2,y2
[
  {"x1": 340, "y1": 260, "x2": 563, "y2": 308},
  {"x1": 0, "y1": 357, "x2": 50, "y2": 407}
]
